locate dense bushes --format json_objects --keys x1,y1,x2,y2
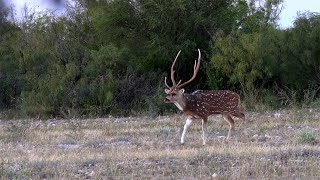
[{"x1": 1, "y1": 0, "x2": 320, "y2": 118}]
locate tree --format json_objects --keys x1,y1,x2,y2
[
  {"x1": 279, "y1": 12, "x2": 320, "y2": 97},
  {"x1": 206, "y1": 0, "x2": 284, "y2": 108},
  {"x1": 0, "y1": 6, "x2": 22, "y2": 109},
  {"x1": 87, "y1": 0, "x2": 238, "y2": 79}
]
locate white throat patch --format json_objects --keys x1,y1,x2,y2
[{"x1": 174, "y1": 102, "x2": 184, "y2": 111}]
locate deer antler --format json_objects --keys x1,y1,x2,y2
[
  {"x1": 165, "y1": 49, "x2": 201, "y2": 90},
  {"x1": 165, "y1": 50, "x2": 181, "y2": 88},
  {"x1": 170, "y1": 50, "x2": 181, "y2": 87},
  {"x1": 164, "y1": 77, "x2": 170, "y2": 88},
  {"x1": 176, "y1": 49, "x2": 201, "y2": 89}
]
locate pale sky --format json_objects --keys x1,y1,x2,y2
[
  {"x1": 280, "y1": 0, "x2": 320, "y2": 28},
  {"x1": 4, "y1": 0, "x2": 68, "y2": 19},
  {"x1": 2, "y1": 0, "x2": 320, "y2": 28}
]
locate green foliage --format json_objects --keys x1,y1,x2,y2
[
  {"x1": 89, "y1": 0, "x2": 239, "y2": 80},
  {"x1": 280, "y1": 12, "x2": 320, "y2": 96},
  {"x1": 208, "y1": 30, "x2": 275, "y2": 109},
  {"x1": 207, "y1": 10, "x2": 320, "y2": 110},
  {"x1": 1, "y1": 0, "x2": 320, "y2": 117},
  {"x1": 211, "y1": 32, "x2": 269, "y2": 90},
  {"x1": 140, "y1": 81, "x2": 176, "y2": 117},
  {"x1": 78, "y1": 45, "x2": 124, "y2": 116},
  {"x1": 0, "y1": 10, "x2": 22, "y2": 109},
  {"x1": 206, "y1": 0, "x2": 284, "y2": 110},
  {"x1": 239, "y1": 0, "x2": 283, "y2": 32}
]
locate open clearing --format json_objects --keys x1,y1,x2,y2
[{"x1": 0, "y1": 109, "x2": 320, "y2": 179}]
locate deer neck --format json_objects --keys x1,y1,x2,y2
[{"x1": 173, "y1": 95, "x2": 187, "y2": 111}]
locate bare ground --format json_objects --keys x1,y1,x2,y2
[{"x1": 0, "y1": 109, "x2": 320, "y2": 179}]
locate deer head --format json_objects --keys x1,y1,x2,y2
[{"x1": 164, "y1": 49, "x2": 201, "y2": 104}]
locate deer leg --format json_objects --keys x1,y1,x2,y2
[
  {"x1": 239, "y1": 113, "x2": 245, "y2": 129},
  {"x1": 222, "y1": 113, "x2": 235, "y2": 142},
  {"x1": 202, "y1": 118, "x2": 208, "y2": 145},
  {"x1": 181, "y1": 118, "x2": 192, "y2": 144},
  {"x1": 239, "y1": 107, "x2": 246, "y2": 126},
  {"x1": 232, "y1": 111, "x2": 246, "y2": 127}
]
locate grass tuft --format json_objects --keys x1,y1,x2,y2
[{"x1": 295, "y1": 131, "x2": 318, "y2": 145}]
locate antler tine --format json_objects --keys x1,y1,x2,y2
[
  {"x1": 193, "y1": 60, "x2": 197, "y2": 71},
  {"x1": 170, "y1": 50, "x2": 181, "y2": 87},
  {"x1": 164, "y1": 76, "x2": 171, "y2": 88},
  {"x1": 177, "y1": 49, "x2": 201, "y2": 89},
  {"x1": 176, "y1": 80, "x2": 182, "y2": 87}
]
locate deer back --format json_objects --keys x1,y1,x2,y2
[{"x1": 184, "y1": 90, "x2": 241, "y2": 118}]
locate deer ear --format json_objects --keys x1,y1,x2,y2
[
  {"x1": 165, "y1": 89, "x2": 170, "y2": 94},
  {"x1": 179, "y1": 89, "x2": 185, "y2": 94}
]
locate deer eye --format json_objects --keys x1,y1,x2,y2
[{"x1": 172, "y1": 93, "x2": 177, "y2": 96}]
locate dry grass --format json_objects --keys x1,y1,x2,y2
[{"x1": 0, "y1": 109, "x2": 320, "y2": 179}]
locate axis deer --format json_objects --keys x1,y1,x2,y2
[{"x1": 164, "y1": 49, "x2": 245, "y2": 145}]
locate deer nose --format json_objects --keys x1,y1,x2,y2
[{"x1": 164, "y1": 97, "x2": 171, "y2": 103}]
